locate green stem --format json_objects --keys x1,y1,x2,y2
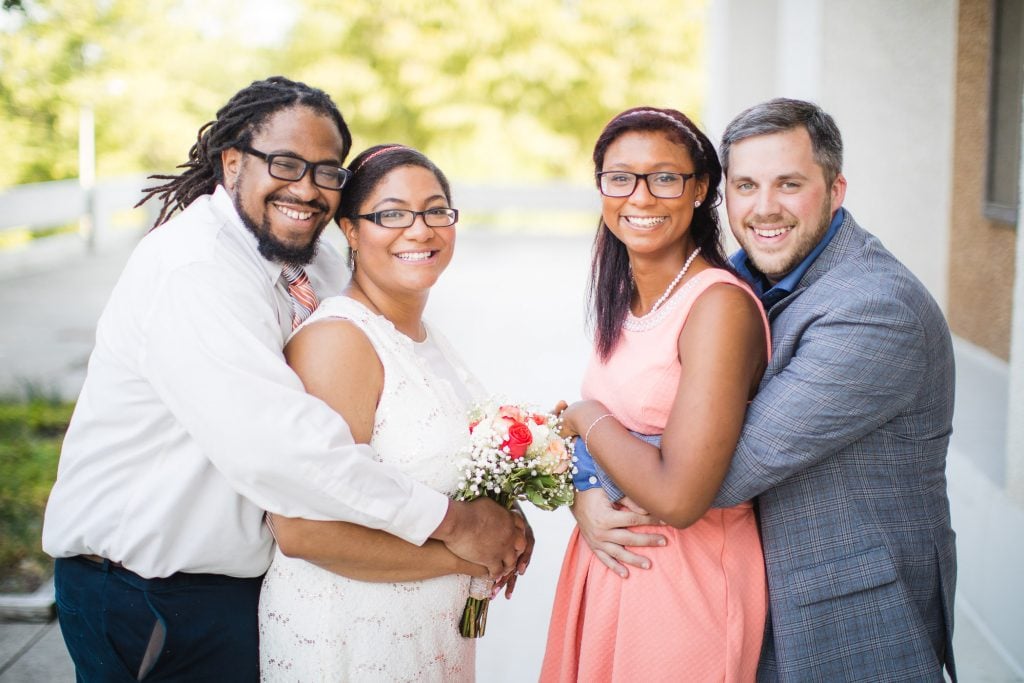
[{"x1": 459, "y1": 597, "x2": 490, "y2": 638}]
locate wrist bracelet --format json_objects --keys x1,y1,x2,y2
[{"x1": 583, "y1": 413, "x2": 615, "y2": 452}]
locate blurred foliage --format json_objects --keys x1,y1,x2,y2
[
  {"x1": 0, "y1": 398, "x2": 74, "y2": 592},
  {"x1": 0, "y1": 0, "x2": 281, "y2": 187},
  {"x1": 0, "y1": 0, "x2": 706, "y2": 187}
]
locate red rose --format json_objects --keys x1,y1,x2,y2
[
  {"x1": 530, "y1": 413, "x2": 546, "y2": 425},
  {"x1": 502, "y1": 421, "x2": 533, "y2": 459}
]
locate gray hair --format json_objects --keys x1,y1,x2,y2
[{"x1": 720, "y1": 98, "x2": 843, "y2": 186}]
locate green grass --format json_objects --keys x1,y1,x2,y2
[{"x1": 0, "y1": 398, "x2": 74, "y2": 593}]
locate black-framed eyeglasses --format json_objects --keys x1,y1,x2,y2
[
  {"x1": 239, "y1": 145, "x2": 352, "y2": 190},
  {"x1": 357, "y1": 208, "x2": 459, "y2": 229},
  {"x1": 596, "y1": 171, "x2": 697, "y2": 199}
]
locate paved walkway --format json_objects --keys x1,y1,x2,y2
[{"x1": 0, "y1": 234, "x2": 137, "y2": 401}]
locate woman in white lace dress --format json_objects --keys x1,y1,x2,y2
[{"x1": 258, "y1": 145, "x2": 509, "y2": 681}]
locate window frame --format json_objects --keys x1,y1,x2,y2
[{"x1": 984, "y1": 0, "x2": 1024, "y2": 226}]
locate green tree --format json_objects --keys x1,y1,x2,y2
[
  {"x1": 0, "y1": 0, "x2": 281, "y2": 187},
  {"x1": 280, "y1": 0, "x2": 706, "y2": 181},
  {"x1": 1, "y1": 0, "x2": 707, "y2": 188}
]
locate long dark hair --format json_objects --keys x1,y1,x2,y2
[
  {"x1": 136, "y1": 76, "x2": 353, "y2": 228},
  {"x1": 590, "y1": 106, "x2": 730, "y2": 359}
]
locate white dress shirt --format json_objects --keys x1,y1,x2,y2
[{"x1": 42, "y1": 186, "x2": 449, "y2": 578}]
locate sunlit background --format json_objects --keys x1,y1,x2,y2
[
  {"x1": 2, "y1": 1, "x2": 1023, "y2": 680},
  {"x1": 0, "y1": 3, "x2": 710, "y2": 680},
  {"x1": 0, "y1": 0, "x2": 705, "y2": 187}
]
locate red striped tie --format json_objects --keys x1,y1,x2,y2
[{"x1": 282, "y1": 265, "x2": 319, "y2": 330}]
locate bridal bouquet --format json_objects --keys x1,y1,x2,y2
[{"x1": 453, "y1": 401, "x2": 575, "y2": 637}]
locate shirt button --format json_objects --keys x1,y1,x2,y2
[{"x1": 588, "y1": 476, "x2": 598, "y2": 485}]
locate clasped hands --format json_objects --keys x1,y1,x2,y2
[
  {"x1": 554, "y1": 399, "x2": 668, "y2": 579},
  {"x1": 438, "y1": 496, "x2": 534, "y2": 598}
]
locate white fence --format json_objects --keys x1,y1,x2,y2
[
  {"x1": 0, "y1": 176, "x2": 599, "y2": 253},
  {"x1": 0, "y1": 175, "x2": 158, "y2": 251}
]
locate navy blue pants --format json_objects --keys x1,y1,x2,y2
[{"x1": 54, "y1": 556, "x2": 263, "y2": 682}]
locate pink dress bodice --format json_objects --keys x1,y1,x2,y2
[
  {"x1": 581, "y1": 267, "x2": 772, "y2": 434},
  {"x1": 541, "y1": 267, "x2": 771, "y2": 683}
]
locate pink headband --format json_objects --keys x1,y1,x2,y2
[
  {"x1": 614, "y1": 110, "x2": 704, "y2": 154},
  {"x1": 354, "y1": 145, "x2": 407, "y2": 172}
]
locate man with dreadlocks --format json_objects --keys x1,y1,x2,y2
[{"x1": 42, "y1": 76, "x2": 526, "y2": 681}]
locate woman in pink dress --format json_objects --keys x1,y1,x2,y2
[{"x1": 540, "y1": 107, "x2": 771, "y2": 682}]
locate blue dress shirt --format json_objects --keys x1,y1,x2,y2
[{"x1": 730, "y1": 207, "x2": 845, "y2": 306}]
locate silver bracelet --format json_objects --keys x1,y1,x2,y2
[{"x1": 583, "y1": 413, "x2": 615, "y2": 452}]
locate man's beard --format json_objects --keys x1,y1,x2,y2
[
  {"x1": 232, "y1": 183, "x2": 327, "y2": 266},
  {"x1": 746, "y1": 193, "x2": 834, "y2": 282}
]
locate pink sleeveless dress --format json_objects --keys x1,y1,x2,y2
[{"x1": 540, "y1": 268, "x2": 770, "y2": 683}]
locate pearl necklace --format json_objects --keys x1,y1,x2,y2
[{"x1": 647, "y1": 247, "x2": 701, "y2": 314}]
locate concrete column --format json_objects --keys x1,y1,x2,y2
[
  {"x1": 1006, "y1": 94, "x2": 1024, "y2": 505},
  {"x1": 777, "y1": 0, "x2": 822, "y2": 101},
  {"x1": 703, "y1": 0, "x2": 780, "y2": 142}
]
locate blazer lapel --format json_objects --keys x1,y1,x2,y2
[{"x1": 796, "y1": 211, "x2": 868, "y2": 291}]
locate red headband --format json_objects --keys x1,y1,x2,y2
[{"x1": 355, "y1": 145, "x2": 407, "y2": 172}]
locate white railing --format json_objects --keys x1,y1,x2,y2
[
  {"x1": 452, "y1": 181, "x2": 597, "y2": 213},
  {"x1": 0, "y1": 174, "x2": 158, "y2": 251},
  {"x1": 0, "y1": 175, "x2": 598, "y2": 267}
]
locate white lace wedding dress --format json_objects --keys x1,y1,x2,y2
[{"x1": 259, "y1": 296, "x2": 482, "y2": 682}]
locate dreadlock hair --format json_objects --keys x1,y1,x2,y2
[
  {"x1": 136, "y1": 76, "x2": 353, "y2": 228},
  {"x1": 589, "y1": 106, "x2": 731, "y2": 360}
]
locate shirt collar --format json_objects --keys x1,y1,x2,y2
[
  {"x1": 730, "y1": 207, "x2": 846, "y2": 301},
  {"x1": 209, "y1": 184, "x2": 289, "y2": 286}
]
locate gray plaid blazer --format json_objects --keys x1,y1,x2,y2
[{"x1": 714, "y1": 211, "x2": 957, "y2": 682}]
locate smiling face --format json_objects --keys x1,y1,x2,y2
[
  {"x1": 725, "y1": 126, "x2": 846, "y2": 283},
  {"x1": 221, "y1": 106, "x2": 346, "y2": 265},
  {"x1": 341, "y1": 164, "x2": 455, "y2": 301},
  {"x1": 600, "y1": 131, "x2": 707, "y2": 260}
]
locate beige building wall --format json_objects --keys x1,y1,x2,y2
[
  {"x1": 706, "y1": 0, "x2": 957, "y2": 308},
  {"x1": 949, "y1": 0, "x2": 1017, "y2": 360}
]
